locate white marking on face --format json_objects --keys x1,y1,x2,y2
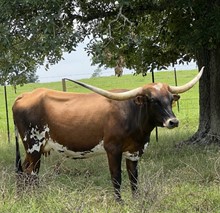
[
  {"x1": 153, "y1": 83, "x2": 163, "y2": 91},
  {"x1": 44, "y1": 140, "x2": 106, "y2": 159},
  {"x1": 27, "y1": 125, "x2": 49, "y2": 154},
  {"x1": 123, "y1": 151, "x2": 140, "y2": 161}
]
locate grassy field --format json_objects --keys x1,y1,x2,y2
[{"x1": 1, "y1": 70, "x2": 220, "y2": 212}]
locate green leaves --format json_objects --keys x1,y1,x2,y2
[
  {"x1": 88, "y1": 0, "x2": 220, "y2": 74},
  {"x1": 0, "y1": 0, "x2": 80, "y2": 85},
  {"x1": 0, "y1": 0, "x2": 220, "y2": 83}
]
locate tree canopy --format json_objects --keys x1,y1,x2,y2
[{"x1": 1, "y1": 0, "x2": 220, "y2": 75}]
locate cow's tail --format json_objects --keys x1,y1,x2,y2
[{"x1": 15, "y1": 125, "x2": 23, "y2": 173}]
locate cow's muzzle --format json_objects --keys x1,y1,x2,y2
[{"x1": 163, "y1": 118, "x2": 179, "y2": 129}]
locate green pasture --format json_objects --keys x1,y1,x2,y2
[{"x1": 1, "y1": 70, "x2": 220, "y2": 212}]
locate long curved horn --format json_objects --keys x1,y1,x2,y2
[
  {"x1": 65, "y1": 78, "x2": 143, "y2": 101},
  {"x1": 169, "y1": 66, "x2": 204, "y2": 94}
]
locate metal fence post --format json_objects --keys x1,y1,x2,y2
[{"x1": 4, "y1": 83, "x2": 10, "y2": 143}]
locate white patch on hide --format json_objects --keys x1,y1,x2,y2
[
  {"x1": 153, "y1": 83, "x2": 163, "y2": 91},
  {"x1": 27, "y1": 125, "x2": 49, "y2": 153},
  {"x1": 123, "y1": 151, "x2": 140, "y2": 161},
  {"x1": 44, "y1": 140, "x2": 106, "y2": 159},
  {"x1": 123, "y1": 143, "x2": 149, "y2": 161}
]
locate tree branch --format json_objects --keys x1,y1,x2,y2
[{"x1": 108, "y1": 6, "x2": 134, "y2": 39}]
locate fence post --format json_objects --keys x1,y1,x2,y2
[
  {"x1": 62, "y1": 78, "x2": 67, "y2": 92},
  {"x1": 151, "y1": 70, "x2": 159, "y2": 142},
  {"x1": 4, "y1": 83, "x2": 10, "y2": 143}
]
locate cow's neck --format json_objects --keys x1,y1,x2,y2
[{"x1": 131, "y1": 103, "x2": 154, "y2": 143}]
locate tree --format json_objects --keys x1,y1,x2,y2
[
  {"x1": 0, "y1": 67, "x2": 39, "y2": 93},
  {"x1": 91, "y1": 67, "x2": 102, "y2": 78},
  {"x1": 0, "y1": 16, "x2": 40, "y2": 87},
  {"x1": 0, "y1": 0, "x2": 219, "y2": 144}
]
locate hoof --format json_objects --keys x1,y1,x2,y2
[
  {"x1": 16, "y1": 172, "x2": 39, "y2": 192},
  {"x1": 115, "y1": 197, "x2": 124, "y2": 204}
]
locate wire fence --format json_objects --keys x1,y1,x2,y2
[
  {"x1": 37, "y1": 68, "x2": 123, "y2": 82},
  {"x1": 62, "y1": 69, "x2": 199, "y2": 141},
  {"x1": 0, "y1": 69, "x2": 200, "y2": 144}
]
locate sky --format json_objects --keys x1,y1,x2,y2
[{"x1": 36, "y1": 42, "x2": 197, "y2": 83}]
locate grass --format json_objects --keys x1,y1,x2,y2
[{"x1": 1, "y1": 70, "x2": 220, "y2": 212}]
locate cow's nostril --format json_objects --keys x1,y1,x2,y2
[
  {"x1": 164, "y1": 118, "x2": 179, "y2": 129},
  {"x1": 169, "y1": 119, "x2": 179, "y2": 127},
  {"x1": 169, "y1": 120, "x2": 174, "y2": 126}
]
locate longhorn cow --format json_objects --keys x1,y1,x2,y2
[{"x1": 13, "y1": 68, "x2": 203, "y2": 201}]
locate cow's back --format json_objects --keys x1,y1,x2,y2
[{"x1": 12, "y1": 89, "x2": 47, "y2": 124}]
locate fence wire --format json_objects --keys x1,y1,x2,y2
[{"x1": 0, "y1": 70, "x2": 200, "y2": 144}]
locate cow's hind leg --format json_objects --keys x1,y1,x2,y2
[{"x1": 17, "y1": 152, "x2": 41, "y2": 190}]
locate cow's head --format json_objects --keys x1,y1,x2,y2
[
  {"x1": 67, "y1": 67, "x2": 204, "y2": 129},
  {"x1": 132, "y1": 83, "x2": 179, "y2": 129}
]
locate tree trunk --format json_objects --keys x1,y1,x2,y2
[{"x1": 185, "y1": 46, "x2": 220, "y2": 145}]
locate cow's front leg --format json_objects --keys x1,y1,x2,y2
[
  {"x1": 106, "y1": 151, "x2": 122, "y2": 201},
  {"x1": 126, "y1": 159, "x2": 139, "y2": 197}
]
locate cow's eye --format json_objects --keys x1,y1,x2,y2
[
  {"x1": 149, "y1": 98, "x2": 155, "y2": 103},
  {"x1": 149, "y1": 98, "x2": 158, "y2": 104}
]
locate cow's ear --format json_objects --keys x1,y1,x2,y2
[
  {"x1": 172, "y1": 94, "x2": 180, "y2": 107},
  {"x1": 173, "y1": 94, "x2": 180, "y2": 101},
  {"x1": 134, "y1": 95, "x2": 147, "y2": 105}
]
